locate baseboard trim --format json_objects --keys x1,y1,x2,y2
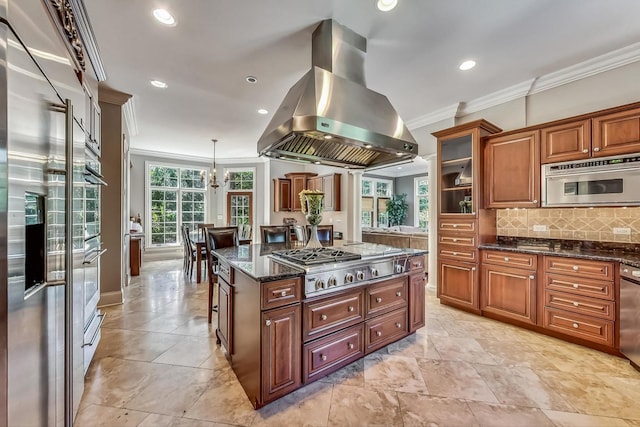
[{"x1": 98, "y1": 290, "x2": 123, "y2": 307}]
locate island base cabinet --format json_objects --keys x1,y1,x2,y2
[
  {"x1": 261, "y1": 304, "x2": 301, "y2": 404},
  {"x1": 303, "y1": 324, "x2": 364, "y2": 383},
  {"x1": 217, "y1": 279, "x2": 233, "y2": 353},
  {"x1": 481, "y1": 265, "x2": 536, "y2": 325},
  {"x1": 409, "y1": 272, "x2": 425, "y2": 332},
  {"x1": 365, "y1": 308, "x2": 408, "y2": 353},
  {"x1": 438, "y1": 260, "x2": 479, "y2": 312}
]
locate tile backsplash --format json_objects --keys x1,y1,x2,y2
[{"x1": 496, "y1": 207, "x2": 640, "y2": 243}]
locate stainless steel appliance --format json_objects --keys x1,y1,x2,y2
[
  {"x1": 1, "y1": 1, "x2": 100, "y2": 424},
  {"x1": 542, "y1": 154, "x2": 640, "y2": 207},
  {"x1": 620, "y1": 263, "x2": 640, "y2": 371},
  {"x1": 257, "y1": 19, "x2": 417, "y2": 170},
  {"x1": 271, "y1": 244, "x2": 409, "y2": 297}
]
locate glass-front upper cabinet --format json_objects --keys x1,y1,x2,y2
[{"x1": 433, "y1": 120, "x2": 501, "y2": 216}]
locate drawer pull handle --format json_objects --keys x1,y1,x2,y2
[
  {"x1": 376, "y1": 331, "x2": 382, "y2": 337},
  {"x1": 453, "y1": 224, "x2": 458, "y2": 228},
  {"x1": 572, "y1": 266, "x2": 579, "y2": 271},
  {"x1": 396, "y1": 291, "x2": 402, "y2": 297},
  {"x1": 572, "y1": 323, "x2": 579, "y2": 328},
  {"x1": 265, "y1": 320, "x2": 271, "y2": 326},
  {"x1": 582, "y1": 149, "x2": 589, "y2": 153},
  {"x1": 452, "y1": 252, "x2": 458, "y2": 256},
  {"x1": 321, "y1": 314, "x2": 327, "y2": 320},
  {"x1": 280, "y1": 290, "x2": 287, "y2": 297},
  {"x1": 376, "y1": 297, "x2": 382, "y2": 303},
  {"x1": 348, "y1": 343, "x2": 354, "y2": 349},
  {"x1": 321, "y1": 354, "x2": 327, "y2": 361},
  {"x1": 593, "y1": 147, "x2": 600, "y2": 152},
  {"x1": 452, "y1": 238, "x2": 457, "y2": 242},
  {"x1": 573, "y1": 284, "x2": 579, "y2": 289},
  {"x1": 471, "y1": 267, "x2": 476, "y2": 271},
  {"x1": 348, "y1": 306, "x2": 354, "y2": 312},
  {"x1": 504, "y1": 257, "x2": 510, "y2": 262},
  {"x1": 573, "y1": 301, "x2": 579, "y2": 307},
  {"x1": 395, "y1": 322, "x2": 402, "y2": 328}
]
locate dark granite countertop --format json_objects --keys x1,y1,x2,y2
[
  {"x1": 212, "y1": 242, "x2": 428, "y2": 282},
  {"x1": 478, "y1": 240, "x2": 640, "y2": 268}
]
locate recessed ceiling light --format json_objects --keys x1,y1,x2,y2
[
  {"x1": 257, "y1": 109, "x2": 268, "y2": 115},
  {"x1": 152, "y1": 9, "x2": 176, "y2": 26},
  {"x1": 376, "y1": 0, "x2": 398, "y2": 12},
  {"x1": 459, "y1": 60, "x2": 476, "y2": 71},
  {"x1": 150, "y1": 80, "x2": 168, "y2": 89},
  {"x1": 246, "y1": 76, "x2": 257, "y2": 83}
]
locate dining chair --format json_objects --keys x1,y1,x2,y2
[
  {"x1": 181, "y1": 225, "x2": 197, "y2": 280},
  {"x1": 205, "y1": 226, "x2": 239, "y2": 323},
  {"x1": 260, "y1": 225, "x2": 291, "y2": 244},
  {"x1": 197, "y1": 223, "x2": 216, "y2": 239},
  {"x1": 292, "y1": 224, "x2": 307, "y2": 243},
  {"x1": 307, "y1": 224, "x2": 334, "y2": 246}
]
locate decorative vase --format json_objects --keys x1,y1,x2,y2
[{"x1": 301, "y1": 192, "x2": 324, "y2": 249}]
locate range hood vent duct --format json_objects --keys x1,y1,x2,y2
[{"x1": 257, "y1": 19, "x2": 418, "y2": 170}]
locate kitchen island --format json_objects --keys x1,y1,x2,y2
[{"x1": 211, "y1": 242, "x2": 427, "y2": 409}]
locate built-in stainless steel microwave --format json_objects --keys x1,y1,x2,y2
[{"x1": 542, "y1": 154, "x2": 640, "y2": 207}]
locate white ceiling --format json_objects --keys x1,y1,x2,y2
[{"x1": 85, "y1": 0, "x2": 640, "y2": 168}]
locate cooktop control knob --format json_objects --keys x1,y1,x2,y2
[
  {"x1": 345, "y1": 273, "x2": 354, "y2": 283},
  {"x1": 395, "y1": 264, "x2": 404, "y2": 274},
  {"x1": 371, "y1": 268, "x2": 379, "y2": 278},
  {"x1": 356, "y1": 271, "x2": 365, "y2": 281},
  {"x1": 327, "y1": 276, "x2": 337, "y2": 287},
  {"x1": 315, "y1": 279, "x2": 326, "y2": 290}
]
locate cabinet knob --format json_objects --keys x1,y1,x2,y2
[
  {"x1": 376, "y1": 297, "x2": 382, "y2": 303},
  {"x1": 471, "y1": 267, "x2": 476, "y2": 271},
  {"x1": 573, "y1": 301, "x2": 579, "y2": 307},
  {"x1": 321, "y1": 354, "x2": 327, "y2": 361},
  {"x1": 265, "y1": 320, "x2": 271, "y2": 326},
  {"x1": 582, "y1": 149, "x2": 589, "y2": 153},
  {"x1": 572, "y1": 323, "x2": 579, "y2": 328},
  {"x1": 376, "y1": 331, "x2": 382, "y2": 337},
  {"x1": 348, "y1": 306, "x2": 354, "y2": 312},
  {"x1": 348, "y1": 343, "x2": 354, "y2": 349},
  {"x1": 572, "y1": 266, "x2": 579, "y2": 271},
  {"x1": 593, "y1": 147, "x2": 600, "y2": 152},
  {"x1": 533, "y1": 199, "x2": 538, "y2": 203},
  {"x1": 453, "y1": 224, "x2": 458, "y2": 228},
  {"x1": 396, "y1": 291, "x2": 402, "y2": 297},
  {"x1": 452, "y1": 252, "x2": 458, "y2": 256},
  {"x1": 504, "y1": 257, "x2": 510, "y2": 262},
  {"x1": 452, "y1": 238, "x2": 457, "y2": 242},
  {"x1": 395, "y1": 322, "x2": 402, "y2": 328},
  {"x1": 280, "y1": 290, "x2": 287, "y2": 297},
  {"x1": 321, "y1": 314, "x2": 328, "y2": 320},
  {"x1": 624, "y1": 268, "x2": 629, "y2": 273},
  {"x1": 529, "y1": 275, "x2": 535, "y2": 280},
  {"x1": 573, "y1": 283, "x2": 580, "y2": 288}
]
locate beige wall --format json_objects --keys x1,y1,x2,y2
[{"x1": 497, "y1": 207, "x2": 640, "y2": 243}]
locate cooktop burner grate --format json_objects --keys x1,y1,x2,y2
[{"x1": 271, "y1": 247, "x2": 361, "y2": 266}]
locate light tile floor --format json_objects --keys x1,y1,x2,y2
[{"x1": 78, "y1": 260, "x2": 640, "y2": 426}]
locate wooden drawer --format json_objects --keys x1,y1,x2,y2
[
  {"x1": 438, "y1": 234, "x2": 475, "y2": 247},
  {"x1": 303, "y1": 324, "x2": 364, "y2": 383},
  {"x1": 482, "y1": 250, "x2": 537, "y2": 269},
  {"x1": 365, "y1": 277, "x2": 408, "y2": 319},
  {"x1": 544, "y1": 290, "x2": 615, "y2": 321},
  {"x1": 439, "y1": 219, "x2": 476, "y2": 233},
  {"x1": 543, "y1": 256, "x2": 614, "y2": 281},
  {"x1": 261, "y1": 277, "x2": 302, "y2": 310},
  {"x1": 409, "y1": 255, "x2": 426, "y2": 271},
  {"x1": 438, "y1": 245, "x2": 476, "y2": 262},
  {"x1": 303, "y1": 289, "x2": 364, "y2": 342},
  {"x1": 365, "y1": 308, "x2": 408, "y2": 353},
  {"x1": 543, "y1": 273, "x2": 614, "y2": 301},
  {"x1": 218, "y1": 259, "x2": 234, "y2": 284},
  {"x1": 543, "y1": 307, "x2": 614, "y2": 347}
]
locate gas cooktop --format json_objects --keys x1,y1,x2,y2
[{"x1": 271, "y1": 247, "x2": 361, "y2": 266}]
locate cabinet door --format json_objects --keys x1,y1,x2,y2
[
  {"x1": 481, "y1": 265, "x2": 536, "y2": 325},
  {"x1": 217, "y1": 279, "x2": 233, "y2": 354},
  {"x1": 592, "y1": 106, "x2": 640, "y2": 157},
  {"x1": 323, "y1": 174, "x2": 341, "y2": 211},
  {"x1": 290, "y1": 175, "x2": 307, "y2": 211},
  {"x1": 307, "y1": 177, "x2": 323, "y2": 192},
  {"x1": 274, "y1": 179, "x2": 291, "y2": 212},
  {"x1": 438, "y1": 260, "x2": 479, "y2": 311},
  {"x1": 540, "y1": 119, "x2": 591, "y2": 163},
  {"x1": 484, "y1": 130, "x2": 540, "y2": 208},
  {"x1": 261, "y1": 304, "x2": 301, "y2": 403},
  {"x1": 409, "y1": 272, "x2": 425, "y2": 332}
]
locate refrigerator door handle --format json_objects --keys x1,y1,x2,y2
[
  {"x1": 83, "y1": 248, "x2": 107, "y2": 265},
  {"x1": 82, "y1": 314, "x2": 106, "y2": 348}
]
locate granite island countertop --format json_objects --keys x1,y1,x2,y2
[
  {"x1": 479, "y1": 241, "x2": 640, "y2": 268},
  {"x1": 212, "y1": 242, "x2": 428, "y2": 282}
]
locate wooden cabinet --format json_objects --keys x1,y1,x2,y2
[
  {"x1": 484, "y1": 130, "x2": 540, "y2": 208},
  {"x1": 129, "y1": 236, "x2": 143, "y2": 276},
  {"x1": 303, "y1": 289, "x2": 364, "y2": 342},
  {"x1": 261, "y1": 304, "x2": 301, "y2": 403},
  {"x1": 274, "y1": 172, "x2": 341, "y2": 212},
  {"x1": 261, "y1": 277, "x2": 302, "y2": 310},
  {"x1": 592, "y1": 106, "x2": 640, "y2": 157},
  {"x1": 438, "y1": 260, "x2": 478, "y2": 311},
  {"x1": 408, "y1": 271, "x2": 425, "y2": 333},
  {"x1": 217, "y1": 279, "x2": 233, "y2": 353},
  {"x1": 542, "y1": 256, "x2": 616, "y2": 348},
  {"x1": 307, "y1": 176, "x2": 322, "y2": 192},
  {"x1": 274, "y1": 178, "x2": 291, "y2": 212},
  {"x1": 322, "y1": 174, "x2": 341, "y2": 211},
  {"x1": 481, "y1": 250, "x2": 537, "y2": 325},
  {"x1": 303, "y1": 323, "x2": 364, "y2": 383},
  {"x1": 364, "y1": 307, "x2": 408, "y2": 353},
  {"x1": 285, "y1": 172, "x2": 318, "y2": 211},
  {"x1": 541, "y1": 119, "x2": 591, "y2": 163}
]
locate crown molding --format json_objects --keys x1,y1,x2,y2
[
  {"x1": 406, "y1": 103, "x2": 460, "y2": 130},
  {"x1": 130, "y1": 147, "x2": 268, "y2": 164},
  {"x1": 98, "y1": 84, "x2": 132, "y2": 106},
  {"x1": 69, "y1": 0, "x2": 107, "y2": 81},
  {"x1": 122, "y1": 97, "x2": 138, "y2": 136},
  {"x1": 529, "y1": 41, "x2": 640, "y2": 95},
  {"x1": 459, "y1": 78, "x2": 536, "y2": 116}
]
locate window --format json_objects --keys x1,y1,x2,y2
[
  {"x1": 147, "y1": 164, "x2": 207, "y2": 246},
  {"x1": 225, "y1": 169, "x2": 255, "y2": 228},
  {"x1": 361, "y1": 177, "x2": 393, "y2": 228},
  {"x1": 414, "y1": 176, "x2": 429, "y2": 230}
]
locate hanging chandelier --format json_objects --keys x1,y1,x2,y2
[{"x1": 201, "y1": 139, "x2": 228, "y2": 190}]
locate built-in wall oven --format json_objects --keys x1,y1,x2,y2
[{"x1": 542, "y1": 154, "x2": 640, "y2": 207}]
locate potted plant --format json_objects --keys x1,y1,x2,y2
[{"x1": 386, "y1": 193, "x2": 408, "y2": 226}]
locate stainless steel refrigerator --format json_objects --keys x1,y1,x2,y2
[{"x1": 1, "y1": 0, "x2": 97, "y2": 424}]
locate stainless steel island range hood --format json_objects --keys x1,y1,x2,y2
[{"x1": 257, "y1": 19, "x2": 418, "y2": 170}]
